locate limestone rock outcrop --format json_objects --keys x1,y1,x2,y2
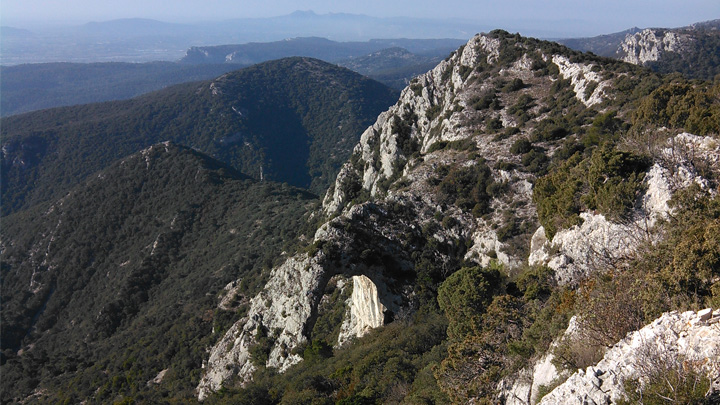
[
  {"x1": 539, "y1": 309, "x2": 720, "y2": 404},
  {"x1": 619, "y1": 28, "x2": 690, "y2": 65},
  {"x1": 498, "y1": 317, "x2": 579, "y2": 404},
  {"x1": 197, "y1": 253, "x2": 326, "y2": 399},
  {"x1": 197, "y1": 29, "x2": 720, "y2": 401},
  {"x1": 530, "y1": 133, "x2": 719, "y2": 285},
  {"x1": 337, "y1": 275, "x2": 390, "y2": 347}
]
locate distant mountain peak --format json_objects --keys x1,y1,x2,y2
[{"x1": 289, "y1": 10, "x2": 318, "y2": 17}]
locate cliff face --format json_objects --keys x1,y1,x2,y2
[
  {"x1": 198, "y1": 202, "x2": 413, "y2": 399},
  {"x1": 558, "y1": 20, "x2": 720, "y2": 80},
  {"x1": 196, "y1": 31, "x2": 720, "y2": 401},
  {"x1": 619, "y1": 29, "x2": 690, "y2": 65}
]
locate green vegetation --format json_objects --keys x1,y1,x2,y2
[
  {"x1": 434, "y1": 158, "x2": 504, "y2": 217},
  {"x1": 208, "y1": 312, "x2": 450, "y2": 404},
  {"x1": 632, "y1": 80, "x2": 720, "y2": 136},
  {"x1": 438, "y1": 265, "x2": 502, "y2": 340},
  {"x1": 534, "y1": 145, "x2": 650, "y2": 238},
  {"x1": 470, "y1": 91, "x2": 502, "y2": 110},
  {"x1": 510, "y1": 138, "x2": 532, "y2": 154},
  {"x1": 0, "y1": 57, "x2": 398, "y2": 215},
  {"x1": 621, "y1": 365, "x2": 712, "y2": 404},
  {"x1": 434, "y1": 262, "x2": 575, "y2": 402},
  {"x1": 550, "y1": 186, "x2": 720, "y2": 377},
  {"x1": 0, "y1": 145, "x2": 318, "y2": 403},
  {"x1": 392, "y1": 109, "x2": 420, "y2": 157}
]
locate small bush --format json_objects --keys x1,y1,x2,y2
[
  {"x1": 436, "y1": 159, "x2": 502, "y2": 217},
  {"x1": 503, "y1": 78, "x2": 525, "y2": 92},
  {"x1": 426, "y1": 105, "x2": 442, "y2": 121},
  {"x1": 510, "y1": 138, "x2": 532, "y2": 155},
  {"x1": 533, "y1": 145, "x2": 649, "y2": 238},
  {"x1": 486, "y1": 117, "x2": 504, "y2": 132}
]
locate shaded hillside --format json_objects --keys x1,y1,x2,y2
[
  {"x1": 335, "y1": 47, "x2": 443, "y2": 89},
  {"x1": 0, "y1": 143, "x2": 318, "y2": 403},
  {"x1": 1, "y1": 57, "x2": 398, "y2": 214},
  {"x1": 0, "y1": 62, "x2": 241, "y2": 117}
]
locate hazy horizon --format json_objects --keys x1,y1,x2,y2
[{"x1": 3, "y1": 1, "x2": 719, "y2": 38}]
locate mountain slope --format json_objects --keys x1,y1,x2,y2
[
  {"x1": 0, "y1": 143, "x2": 318, "y2": 403},
  {"x1": 196, "y1": 31, "x2": 720, "y2": 403},
  {"x1": 3, "y1": 30, "x2": 719, "y2": 405},
  {"x1": 335, "y1": 47, "x2": 443, "y2": 89},
  {"x1": 0, "y1": 57, "x2": 398, "y2": 215},
  {"x1": 0, "y1": 62, "x2": 242, "y2": 117}
]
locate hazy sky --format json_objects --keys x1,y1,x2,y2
[{"x1": 3, "y1": 0, "x2": 719, "y2": 36}]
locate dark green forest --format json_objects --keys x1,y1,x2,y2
[
  {"x1": 1, "y1": 144, "x2": 319, "y2": 403},
  {"x1": 1, "y1": 57, "x2": 398, "y2": 215}
]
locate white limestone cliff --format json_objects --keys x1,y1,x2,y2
[
  {"x1": 337, "y1": 275, "x2": 387, "y2": 346},
  {"x1": 620, "y1": 29, "x2": 689, "y2": 65},
  {"x1": 551, "y1": 55, "x2": 609, "y2": 107},
  {"x1": 197, "y1": 253, "x2": 327, "y2": 400},
  {"x1": 498, "y1": 317, "x2": 579, "y2": 404}
]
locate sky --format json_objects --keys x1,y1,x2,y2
[{"x1": 2, "y1": 0, "x2": 720, "y2": 36}]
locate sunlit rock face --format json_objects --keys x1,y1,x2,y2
[
  {"x1": 539, "y1": 309, "x2": 720, "y2": 404},
  {"x1": 337, "y1": 275, "x2": 388, "y2": 347},
  {"x1": 620, "y1": 29, "x2": 689, "y2": 65}
]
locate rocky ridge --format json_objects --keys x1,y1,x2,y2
[
  {"x1": 198, "y1": 31, "x2": 555, "y2": 399},
  {"x1": 197, "y1": 31, "x2": 719, "y2": 400}
]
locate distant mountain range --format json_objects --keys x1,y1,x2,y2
[
  {"x1": 0, "y1": 37, "x2": 459, "y2": 117},
  {"x1": 4, "y1": 18, "x2": 719, "y2": 119},
  {"x1": 0, "y1": 12, "x2": 479, "y2": 65},
  {"x1": 180, "y1": 36, "x2": 464, "y2": 90},
  {"x1": 179, "y1": 37, "x2": 464, "y2": 65},
  {"x1": 0, "y1": 62, "x2": 241, "y2": 116},
  {"x1": 8, "y1": 10, "x2": 666, "y2": 66}
]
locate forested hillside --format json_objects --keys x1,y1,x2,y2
[
  {"x1": 1, "y1": 57, "x2": 398, "y2": 215},
  {"x1": 0, "y1": 143, "x2": 319, "y2": 403}
]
